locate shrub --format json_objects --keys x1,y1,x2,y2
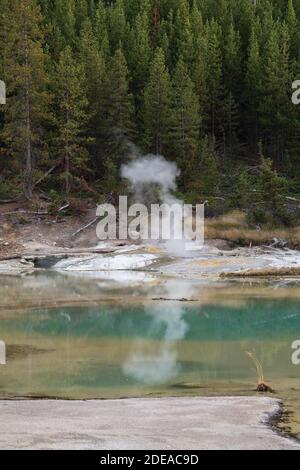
[{"x1": 248, "y1": 158, "x2": 295, "y2": 227}]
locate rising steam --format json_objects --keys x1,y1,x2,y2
[
  {"x1": 121, "y1": 154, "x2": 192, "y2": 256},
  {"x1": 121, "y1": 154, "x2": 180, "y2": 205}
]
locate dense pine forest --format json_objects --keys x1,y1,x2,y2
[{"x1": 1, "y1": 0, "x2": 300, "y2": 227}]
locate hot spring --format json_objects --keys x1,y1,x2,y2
[{"x1": 0, "y1": 272, "x2": 300, "y2": 437}]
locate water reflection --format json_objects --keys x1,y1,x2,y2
[
  {"x1": 123, "y1": 283, "x2": 192, "y2": 384},
  {"x1": 0, "y1": 295, "x2": 300, "y2": 394},
  {"x1": 1, "y1": 273, "x2": 300, "y2": 436}
]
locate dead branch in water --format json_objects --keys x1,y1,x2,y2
[{"x1": 152, "y1": 297, "x2": 199, "y2": 302}]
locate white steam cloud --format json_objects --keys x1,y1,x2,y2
[
  {"x1": 121, "y1": 154, "x2": 181, "y2": 205},
  {"x1": 121, "y1": 154, "x2": 192, "y2": 256},
  {"x1": 121, "y1": 154, "x2": 179, "y2": 192}
]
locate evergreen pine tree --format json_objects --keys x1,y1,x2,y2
[
  {"x1": 174, "y1": 0, "x2": 194, "y2": 67},
  {"x1": 219, "y1": 92, "x2": 239, "y2": 161},
  {"x1": 53, "y1": 0, "x2": 76, "y2": 49},
  {"x1": 88, "y1": 0, "x2": 96, "y2": 18},
  {"x1": 224, "y1": 20, "x2": 242, "y2": 96},
  {"x1": 143, "y1": 48, "x2": 172, "y2": 155},
  {"x1": 204, "y1": 20, "x2": 223, "y2": 138},
  {"x1": 190, "y1": 0, "x2": 204, "y2": 58},
  {"x1": 75, "y1": 0, "x2": 88, "y2": 35},
  {"x1": 170, "y1": 58, "x2": 200, "y2": 188},
  {"x1": 100, "y1": 49, "x2": 135, "y2": 165},
  {"x1": 79, "y1": 19, "x2": 107, "y2": 164},
  {"x1": 198, "y1": 137, "x2": 220, "y2": 197},
  {"x1": 130, "y1": 7, "x2": 152, "y2": 100},
  {"x1": 0, "y1": 0, "x2": 50, "y2": 198},
  {"x1": 260, "y1": 24, "x2": 292, "y2": 161},
  {"x1": 54, "y1": 47, "x2": 89, "y2": 194},
  {"x1": 253, "y1": 156, "x2": 291, "y2": 226},
  {"x1": 108, "y1": 0, "x2": 127, "y2": 53},
  {"x1": 286, "y1": 0, "x2": 298, "y2": 57},
  {"x1": 245, "y1": 27, "x2": 262, "y2": 148},
  {"x1": 95, "y1": 0, "x2": 108, "y2": 48}
]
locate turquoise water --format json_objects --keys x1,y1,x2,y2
[
  {"x1": 0, "y1": 298, "x2": 300, "y2": 395},
  {"x1": 3, "y1": 299, "x2": 300, "y2": 341},
  {"x1": 0, "y1": 274, "x2": 300, "y2": 435}
]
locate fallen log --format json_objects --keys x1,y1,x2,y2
[
  {"x1": 0, "y1": 246, "x2": 119, "y2": 262},
  {"x1": 269, "y1": 237, "x2": 288, "y2": 248},
  {"x1": 32, "y1": 161, "x2": 62, "y2": 190},
  {"x1": 0, "y1": 210, "x2": 48, "y2": 216},
  {"x1": 58, "y1": 203, "x2": 70, "y2": 213},
  {"x1": 0, "y1": 199, "x2": 18, "y2": 204},
  {"x1": 71, "y1": 217, "x2": 99, "y2": 237}
]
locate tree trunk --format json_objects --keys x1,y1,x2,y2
[
  {"x1": 65, "y1": 107, "x2": 70, "y2": 194},
  {"x1": 24, "y1": 89, "x2": 32, "y2": 199},
  {"x1": 23, "y1": 19, "x2": 32, "y2": 199},
  {"x1": 65, "y1": 150, "x2": 70, "y2": 194}
]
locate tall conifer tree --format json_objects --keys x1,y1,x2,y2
[{"x1": 143, "y1": 48, "x2": 172, "y2": 155}]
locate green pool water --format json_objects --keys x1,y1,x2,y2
[{"x1": 0, "y1": 273, "x2": 300, "y2": 437}]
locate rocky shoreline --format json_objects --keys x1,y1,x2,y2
[{"x1": 1, "y1": 241, "x2": 300, "y2": 280}]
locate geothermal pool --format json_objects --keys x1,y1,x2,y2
[{"x1": 0, "y1": 272, "x2": 300, "y2": 437}]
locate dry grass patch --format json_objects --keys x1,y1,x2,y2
[
  {"x1": 205, "y1": 210, "x2": 300, "y2": 247},
  {"x1": 221, "y1": 266, "x2": 300, "y2": 278}
]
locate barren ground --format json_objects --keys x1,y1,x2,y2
[
  {"x1": 0, "y1": 397, "x2": 299, "y2": 450},
  {"x1": 1, "y1": 201, "x2": 300, "y2": 261},
  {"x1": 0, "y1": 201, "x2": 103, "y2": 260}
]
